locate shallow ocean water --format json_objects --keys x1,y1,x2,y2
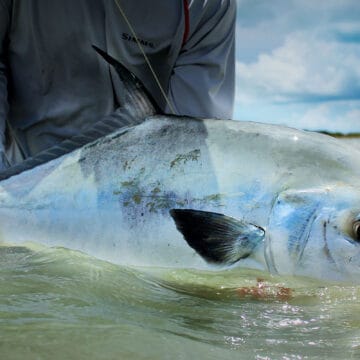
[
  {"x1": 0, "y1": 246, "x2": 359, "y2": 360},
  {"x1": 0, "y1": 138, "x2": 359, "y2": 360}
]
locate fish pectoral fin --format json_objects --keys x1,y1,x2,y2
[{"x1": 170, "y1": 209, "x2": 265, "y2": 265}]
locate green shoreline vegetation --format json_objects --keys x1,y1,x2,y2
[{"x1": 315, "y1": 131, "x2": 360, "y2": 139}]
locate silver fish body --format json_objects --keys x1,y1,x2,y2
[{"x1": 0, "y1": 50, "x2": 359, "y2": 283}]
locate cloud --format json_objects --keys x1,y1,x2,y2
[
  {"x1": 234, "y1": 101, "x2": 360, "y2": 134},
  {"x1": 234, "y1": 0, "x2": 360, "y2": 133},
  {"x1": 293, "y1": 105, "x2": 360, "y2": 133},
  {"x1": 235, "y1": 31, "x2": 360, "y2": 104},
  {"x1": 235, "y1": 2, "x2": 360, "y2": 69}
]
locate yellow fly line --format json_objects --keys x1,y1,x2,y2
[{"x1": 113, "y1": 0, "x2": 177, "y2": 115}]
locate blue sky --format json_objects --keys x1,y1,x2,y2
[{"x1": 234, "y1": 0, "x2": 360, "y2": 133}]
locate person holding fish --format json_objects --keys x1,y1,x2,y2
[{"x1": 0, "y1": 0, "x2": 236, "y2": 170}]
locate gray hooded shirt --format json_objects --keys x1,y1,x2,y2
[{"x1": 0, "y1": 0, "x2": 236, "y2": 163}]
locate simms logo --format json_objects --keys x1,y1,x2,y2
[{"x1": 122, "y1": 33, "x2": 155, "y2": 48}]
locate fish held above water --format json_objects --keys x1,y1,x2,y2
[{"x1": 0, "y1": 48, "x2": 360, "y2": 284}]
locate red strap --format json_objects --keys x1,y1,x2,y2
[{"x1": 182, "y1": 0, "x2": 190, "y2": 46}]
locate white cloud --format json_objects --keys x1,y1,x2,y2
[
  {"x1": 235, "y1": 31, "x2": 360, "y2": 104},
  {"x1": 293, "y1": 105, "x2": 360, "y2": 133},
  {"x1": 234, "y1": 0, "x2": 360, "y2": 133}
]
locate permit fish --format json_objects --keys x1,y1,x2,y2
[{"x1": 0, "y1": 48, "x2": 360, "y2": 284}]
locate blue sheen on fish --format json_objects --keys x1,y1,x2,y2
[{"x1": 0, "y1": 49, "x2": 359, "y2": 284}]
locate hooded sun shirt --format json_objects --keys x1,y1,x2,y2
[{"x1": 0, "y1": 0, "x2": 236, "y2": 162}]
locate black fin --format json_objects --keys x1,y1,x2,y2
[
  {"x1": 92, "y1": 45, "x2": 137, "y2": 86},
  {"x1": 170, "y1": 209, "x2": 265, "y2": 265},
  {"x1": 92, "y1": 45, "x2": 160, "y2": 113}
]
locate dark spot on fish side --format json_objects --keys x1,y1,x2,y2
[
  {"x1": 170, "y1": 149, "x2": 201, "y2": 169},
  {"x1": 133, "y1": 194, "x2": 142, "y2": 204},
  {"x1": 121, "y1": 180, "x2": 136, "y2": 187}
]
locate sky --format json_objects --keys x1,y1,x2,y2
[{"x1": 234, "y1": 0, "x2": 360, "y2": 133}]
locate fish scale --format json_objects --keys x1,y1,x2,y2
[{"x1": 0, "y1": 50, "x2": 359, "y2": 283}]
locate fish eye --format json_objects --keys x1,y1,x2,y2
[{"x1": 352, "y1": 220, "x2": 360, "y2": 242}]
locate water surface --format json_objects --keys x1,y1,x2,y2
[
  {"x1": 1, "y1": 138, "x2": 359, "y2": 360},
  {"x1": 0, "y1": 244, "x2": 359, "y2": 360}
]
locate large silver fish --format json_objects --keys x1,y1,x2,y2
[{"x1": 0, "y1": 48, "x2": 360, "y2": 284}]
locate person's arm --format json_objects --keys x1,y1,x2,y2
[
  {"x1": 167, "y1": 0, "x2": 236, "y2": 120},
  {"x1": 0, "y1": 0, "x2": 11, "y2": 169}
]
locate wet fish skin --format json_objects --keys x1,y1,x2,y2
[{"x1": 0, "y1": 51, "x2": 359, "y2": 284}]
